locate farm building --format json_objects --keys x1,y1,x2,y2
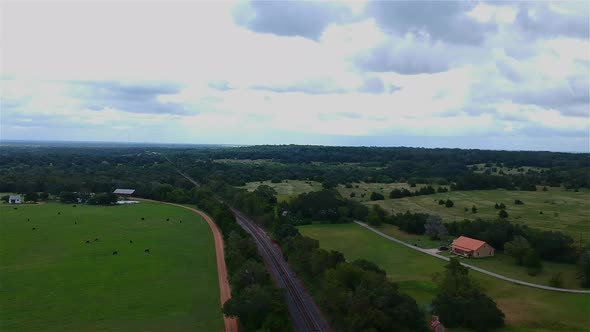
[
  {"x1": 113, "y1": 189, "x2": 135, "y2": 197},
  {"x1": 9, "y1": 195, "x2": 21, "y2": 204},
  {"x1": 451, "y1": 236, "x2": 495, "y2": 258}
]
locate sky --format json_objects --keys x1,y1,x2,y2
[{"x1": 1, "y1": 0, "x2": 589, "y2": 152}]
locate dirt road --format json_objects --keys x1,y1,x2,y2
[{"x1": 137, "y1": 199, "x2": 238, "y2": 332}]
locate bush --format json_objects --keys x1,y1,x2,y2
[
  {"x1": 514, "y1": 199, "x2": 524, "y2": 205},
  {"x1": 549, "y1": 273, "x2": 563, "y2": 288},
  {"x1": 445, "y1": 199, "x2": 454, "y2": 208},
  {"x1": 524, "y1": 251, "x2": 543, "y2": 276},
  {"x1": 499, "y1": 209, "x2": 509, "y2": 219},
  {"x1": 370, "y1": 192, "x2": 385, "y2": 201}
]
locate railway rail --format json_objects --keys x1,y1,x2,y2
[{"x1": 232, "y1": 209, "x2": 330, "y2": 332}]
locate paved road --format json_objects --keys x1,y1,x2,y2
[
  {"x1": 137, "y1": 198, "x2": 238, "y2": 332},
  {"x1": 354, "y1": 221, "x2": 590, "y2": 294},
  {"x1": 233, "y1": 208, "x2": 332, "y2": 332}
]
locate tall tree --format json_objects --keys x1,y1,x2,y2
[
  {"x1": 504, "y1": 236, "x2": 530, "y2": 265},
  {"x1": 425, "y1": 215, "x2": 448, "y2": 240}
]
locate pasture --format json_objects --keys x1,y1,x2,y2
[
  {"x1": 239, "y1": 180, "x2": 323, "y2": 202},
  {"x1": 369, "y1": 189, "x2": 590, "y2": 244},
  {"x1": 0, "y1": 202, "x2": 223, "y2": 332},
  {"x1": 299, "y1": 223, "x2": 590, "y2": 332}
]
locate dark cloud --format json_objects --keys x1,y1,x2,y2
[
  {"x1": 513, "y1": 77, "x2": 590, "y2": 112},
  {"x1": 356, "y1": 40, "x2": 452, "y2": 74},
  {"x1": 250, "y1": 80, "x2": 347, "y2": 94},
  {"x1": 495, "y1": 59, "x2": 522, "y2": 82},
  {"x1": 367, "y1": 1, "x2": 496, "y2": 45},
  {"x1": 208, "y1": 80, "x2": 233, "y2": 91},
  {"x1": 69, "y1": 81, "x2": 196, "y2": 115},
  {"x1": 515, "y1": 3, "x2": 590, "y2": 39},
  {"x1": 359, "y1": 77, "x2": 385, "y2": 94},
  {"x1": 233, "y1": 1, "x2": 356, "y2": 40}
]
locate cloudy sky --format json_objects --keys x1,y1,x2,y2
[{"x1": 2, "y1": 1, "x2": 589, "y2": 151}]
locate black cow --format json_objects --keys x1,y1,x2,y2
[
  {"x1": 129, "y1": 240, "x2": 133, "y2": 244},
  {"x1": 144, "y1": 248, "x2": 150, "y2": 253},
  {"x1": 112, "y1": 251, "x2": 118, "y2": 255},
  {"x1": 85, "y1": 240, "x2": 90, "y2": 244},
  {"x1": 32, "y1": 227, "x2": 36, "y2": 230}
]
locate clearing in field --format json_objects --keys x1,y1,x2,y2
[
  {"x1": 369, "y1": 189, "x2": 590, "y2": 245},
  {"x1": 239, "y1": 180, "x2": 323, "y2": 202},
  {"x1": 299, "y1": 223, "x2": 590, "y2": 332},
  {"x1": 0, "y1": 202, "x2": 223, "y2": 332}
]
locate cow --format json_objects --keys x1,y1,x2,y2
[
  {"x1": 85, "y1": 240, "x2": 90, "y2": 244},
  {"x1": 112, "y1": 251, "x2": 118, "y2": 255},
  {"x1": 129, "y1": 240, "x2": 133, "y2": 244},
  {"x1": 144, "y1": 248, "x2": 150, "y2": 253}
]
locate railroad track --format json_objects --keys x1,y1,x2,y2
[{"x1": 232, "y1": 208, "x2": 328, "y2": 332}]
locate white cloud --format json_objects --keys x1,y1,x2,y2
[{"x1": 1, "y1": 1, "x2": 589, "y2": 151}]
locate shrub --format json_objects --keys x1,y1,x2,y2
[
  {"x1": 445, "y1": 199, "x2": 454, "y2": 208},
  {"x1": 370, "y1": 192, "x2": 385, "y2": 201},
  {"x1": 549, "y1": 273, "x2": 563, "y2": 288}
]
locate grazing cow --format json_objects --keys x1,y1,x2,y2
[
  {"x1": 32, "y1": 227, "x2": 36, "y2": 230},
  {"x1": 27, "y1": 218, "x2": 30, "y2": 221},
  {"x1": 141, "y1": 217, "x2": 145, "y2": 220},
  {"x1": 85, "y1": 240, "x2": 90, "y2": 244},
  {"x1": 14, "y1": 207, "x2": 17, "y2": 210},
  {"x1": 75, "y1": 221, "x2": 77, "y2": 225},
  {"x1": 129, "y1": 240, "x2": 133, "y2": 244},
  {"x1": 94, "y1": 238, "x2": 99, "y2": 242},
  {"x1": 166, "y1": 218, "x2": 169, "y2": 221},
  {"x1": 73, "y1": 205, "x2": 77, "y2": 207},
  {"x1": 144, "y1": 248, "x2": 150, "y2": 253},
  {"x1": 179, "y1": 220, "x2": 182, "y2": 223},
  {"x1": 57, "y1": 212, "x2": 61, "y2": 215},
  {"x1": 112, "y1": 251, "x2": 118, "y2": 255}
]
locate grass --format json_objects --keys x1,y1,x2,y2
[
  {"x1": 0, "y1": 202, "x2": 223, "y2": 332},
  {"x1": 239, "y1": 180, "x2": 323, "y2": 202},
  {"x1": 299, "y1": 223, "x2": 590, "y2": 332},
  {"x1": 369, "y1": 189, "x2": 590, "y2": 245},
  {"x1": 336, "y1": 182, "x2": 448, "y2": 202},
  {"x1": 374, "y1": 224, "x2": 583, "y2": 289}
]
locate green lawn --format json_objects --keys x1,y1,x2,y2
[
  {"x1": 299, "y1": 223, "x2": 590, "y2": 332},
  {"x1": 0, "y1": 202, "x2": 223, "y2": 332},
  {"x1": 369, "y1": 189, "x2": 590, "y2": 244}
]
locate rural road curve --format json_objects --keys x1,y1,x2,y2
[
  {"x1": 137, "y1": 199, "x2": 238, "y2": 332},
  {"x1": 354, "y1": 221, "x2": 590, "y2": 294}
]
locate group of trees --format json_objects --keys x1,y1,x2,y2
[
  {"x1": 432, "y1": 258, "x2": 505, "y2": 330},
  {"x1": 389, "y1": 185, "x2": 445, "y2": 199},
  {"x1": 280, "y1": 189, "x2": 369, "y2": 225},
  {"x1": 191, "y1": 187, "x2": 292, "y2": 331},
  {"x1": 279, "y1": 232, "x2": 427, "y2": 331}
]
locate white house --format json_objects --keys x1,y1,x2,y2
[{"x1": 9, "y1": 195, "x2": 21, "y2": 204}]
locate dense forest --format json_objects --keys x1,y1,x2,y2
[{"x1": 2, "y1": 143, "x2": 588, "y2": 196}]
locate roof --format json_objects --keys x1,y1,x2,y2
[
  {"x1": 452, "y1": 236, "x2": 490, "y2": 252},
  {"x1": 9, "y1": 195, "x2": 20, "y2": 199},
  {"x1": 113, "y1": 189, "x2": 135, "y2": 195}
]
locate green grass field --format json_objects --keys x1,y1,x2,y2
[
  {"x1": 299, "y1": 223, "x2": 590, "y2": 332},
  {"x1": 0, "y1": 202, "x2": 223, "y2": 332},
  {"x1": 369, "y1": 189, "x2": 590, "y2": 244}
]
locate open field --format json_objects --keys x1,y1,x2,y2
[
  {"x1": 299, "y1": 223, "x2": 590, "y2": 331},
  {"x1": 239, "y1": 180, "x2": 323, "y2": 202},
  {"x1": 369, "y1": 189, "x2": 590, "y2": 244},
  {"x1": 0, "y1": 202, "x2": 223, "y2": 332},
  {"x1": 337, "y1": 182, "x2": 447, "y2": 202},
  {"x1": 238, "y1": 180, "x2": 445, "y2": 203},
  {"x1": 375, "y1": 224, "x2": 583, "y2": 289}
]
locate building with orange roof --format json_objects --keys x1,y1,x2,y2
[{"x1": 451, "y1": 236, "x2": 495, "y2": 258}]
